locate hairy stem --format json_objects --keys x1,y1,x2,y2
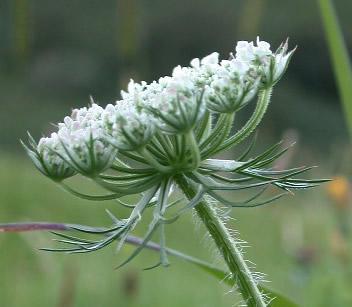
[
  {"x1": 213, "y1": 87, "x2": 273, "y2": 155},
  {"x1": 186, "y1": 130, "x2": 201, "y2": 170},
  {"x1": 176, "y1": 175, "x2": 266, "y2": 307},
  {"x1": 201, "y1": 112, "x2": 235, "y2": 159}
]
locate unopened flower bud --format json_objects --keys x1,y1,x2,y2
[{"x1": 22, "y1": 133, "x2": 75, "y2": 181}]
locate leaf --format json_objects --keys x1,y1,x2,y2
[{"x1": 318, "y1": 0, "x2": 352, "y2": 137}]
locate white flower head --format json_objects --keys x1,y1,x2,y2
[
  {"x1": 120, "y1": 79, "x2": 148, "y2": 107},
  {"x1": 263, "y1": 40, "x2": 295, "y2": 86},
  {"x1": 235, "y1": 38, "x2": 294, "y2": 87},
  {"x1": 201, "y1": 52, "x2": 219, "y2": 66},
  {"x1": 204, "y1": 58, "x2": 259, "y2": 113},
  {"x1": 139, "y1": 65, "x2": 206, "y2": 133},
  {"x1": 103, "y1": 100, "x2": 156, "y2": 151},
  {"x1": 24, "y1": 38, "x2": 293, "y2": 180},
  {"x1": 22, "y1": 133, "x2": 75, "y2": 181},
  {"x1": 235, "y1": 38, "x2": 272, "y2": 65},
  {"x1": 55, "y1": 104, "x2": 117, "y2": 176}
]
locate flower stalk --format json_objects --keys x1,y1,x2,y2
[
  {"x1": 176, "y1": 175, "x2": 266, "y2": 307},
  {"x1": 213, "y1": 87, "x2": 273, "y2": 155},
  {"x1": 185, "y1": 130, "x2": 201, "y2": 170}
]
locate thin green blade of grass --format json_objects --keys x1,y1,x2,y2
[{"x1": 318, "y1": 0, "x2": 352, "y2": 137}]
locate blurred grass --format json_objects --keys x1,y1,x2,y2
[
  {"x1": 318, "y1": 0, "x2": 352, "y2": 138},
  {"x1": 1, "y1": 0, "x2": 351, "y2": 152},
  {"x1": 1, "y1": 154, "x2": 352, "y2": 306}
]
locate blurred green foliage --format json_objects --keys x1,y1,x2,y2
[
  {"x1": 1, "y1": 153, "x2": 352, "y2": 306},
  {"x1": 0, "y1": 0, "x2": 351, "y2": 151}
]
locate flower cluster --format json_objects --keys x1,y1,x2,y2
[
  {"x1": 21, "y1": 38, "x2": 325, "y2": 306},
  {"x1": 24, "y1": 38, "x2": 293, "y2": 180},
  {"x1": 23, "y1": 37, "x2": 323, "y2": 260}
]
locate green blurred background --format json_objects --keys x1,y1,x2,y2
[{"x1": 1, "y1": 0, "x2": 352, "y2": 306}]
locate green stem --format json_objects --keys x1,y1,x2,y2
[
  {"x1": 176, "y1": 176, "x2": 266, "y2": 307},
  {"x1": 201, "y1": 112, "x2": 235, "y2": 159},
  {"x1": 153, "y1": 134, "x2": 175, "y2": 161},
  {"x1": 195, "y1": 110, "x2": 211, "y2": 142},
  {"x1": 139, "y1": 147, "x2": 172, "y2": 174},
  {"x1": 186, "y1": 131, "x2": 201, "y2": 170},
  {"x1": 213, "y1": 87, "x2": 273, "y2": 155},
  {"x1": 199, "y1": 113, "x2": 232, "y2": 151}
]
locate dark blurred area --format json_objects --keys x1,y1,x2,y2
[{"x1": 0, "y1": 0, "x2": 351, "y2": 152}]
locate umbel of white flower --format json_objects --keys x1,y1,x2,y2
[
  {"x1": 21, "y1": 38, "x2": 328, "y2": 307},
  {"x1": 24, "y1": 38, "x2": 293, "y2": 179},
  {"x1": 22, "y1": 38, "x2": 321, "y2": 265}
]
